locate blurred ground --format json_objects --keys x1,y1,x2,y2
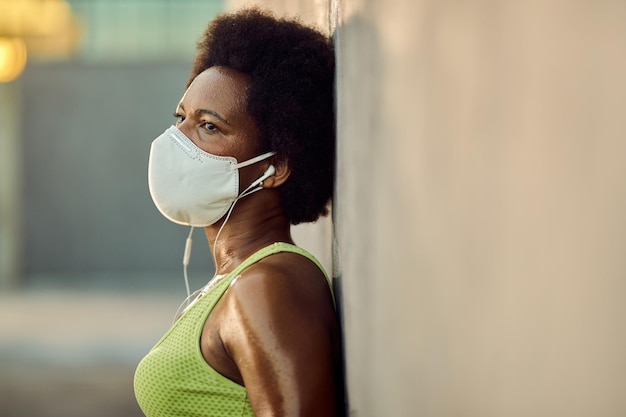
[{"x1": 0, "y1": 291, "x2": 182, "y2": 417}]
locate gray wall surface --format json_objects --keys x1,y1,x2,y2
[
  {"x1": 20, "y1": 61, "x2": 215, "y2": 292},
  {"x1": 228, "y1": 1, "x2": 626, "y2": 416}
]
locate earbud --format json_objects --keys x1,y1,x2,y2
[
  {"x1": 248, "y1": 165, "x2": 276, "y2": 190},
  {"x1": 264, "y1": 165, "x2": 276, "y2": 178}
]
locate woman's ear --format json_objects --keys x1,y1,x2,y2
[{"x1": 261, "y1": 161, "x2": 290, "y2": 189}]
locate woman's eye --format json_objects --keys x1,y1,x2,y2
[
  {"x1": 173, "y1": 113, "x2": 184, "y2": 125},
  {"x1": 201, "y1": 122, "x2": 218, "y2": 132}
]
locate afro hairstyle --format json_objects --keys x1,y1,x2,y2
[{"x1": 188, "y1": 8, "x2": 335, "y2": 225}]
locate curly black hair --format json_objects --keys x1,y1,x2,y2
[{"x1": 188, "y1": 8, "x2": 335, "y2": 225}]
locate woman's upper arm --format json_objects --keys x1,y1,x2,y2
[{"x1": 220, "y1": 265, "x2": 338, "y2": 417}]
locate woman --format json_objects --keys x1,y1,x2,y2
[{"x1": 134, "y1": 8, "x2": 342, "y2": 417}]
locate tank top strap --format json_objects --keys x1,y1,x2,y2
[{"x1": 226, "y1": 242, "x2": 334, "y2": 303}]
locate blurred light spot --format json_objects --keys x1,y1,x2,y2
[
  {"x1": 0, "y1": 0, "x2": 72, "y2": 37},
  {"x1": 0, "y1": 37, "x2": 27, "y2": 83}
]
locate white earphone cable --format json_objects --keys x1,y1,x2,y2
[
  {"x1": 174, "y1": 166, "x2": 273, "y2": 321},
  {"x1": 183, "y1": 225, "x2": 194, "y2": 300}
]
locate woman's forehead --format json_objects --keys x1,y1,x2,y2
[{"x1": 182, "y1": 67, "x2": 250, "y2": 107}]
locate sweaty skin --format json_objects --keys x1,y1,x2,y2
[
  {"x1": 205, "y1": 253, "x2": 340, "y2": 416},
  {"x1": 175, "y1": 66, "x2": 342, "y2": 416}
]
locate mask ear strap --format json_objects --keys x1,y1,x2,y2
[{"x1": 234, "y1": 151, "x2": 276, "y2": 169}]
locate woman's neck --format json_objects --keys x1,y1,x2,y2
[{"x1": 204, "y1": 192, "x2": 293, "y2": 275}]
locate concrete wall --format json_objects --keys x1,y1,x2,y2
[
  {"x1": 335, "y1": 2, "x2": 626, "y2": 416},
  {"x1": 228, "y1": 0, "x2": 626, "y2": 416}
]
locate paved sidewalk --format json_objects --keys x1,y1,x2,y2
[{"x1": 0, "y1": 291, "x2": 182, "y2": 417}]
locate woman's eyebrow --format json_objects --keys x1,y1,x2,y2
[
  {"x1": 177, "y1": 102, "x2": 230, "y2": 125},
  {"x1": 195, "y1": 108, "x2": 230, "y2": 125}
]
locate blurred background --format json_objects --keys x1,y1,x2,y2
[{"x1": 1, "y1": 1, "x2": 224, "y2": 416}]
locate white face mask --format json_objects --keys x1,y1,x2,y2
[{"x1": 148, "y1": 125, "x2": 275, "y2": 227}]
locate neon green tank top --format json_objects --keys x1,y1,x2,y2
[{"x1": 134, "y1": 242, "x2": 331, "y2": 417}]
